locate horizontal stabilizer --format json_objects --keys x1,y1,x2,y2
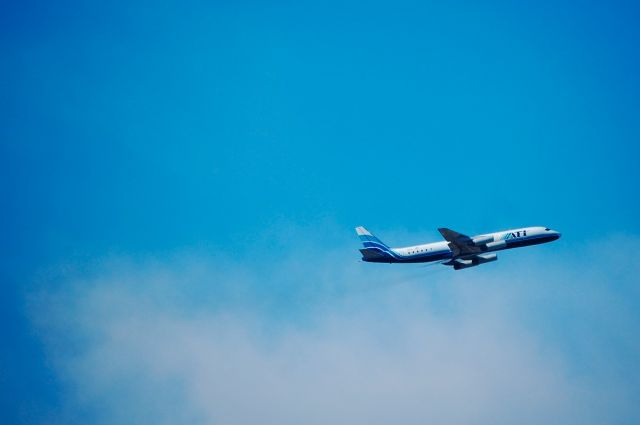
[{"x1": 359, "y1": 248, "x2": 390, "y2": 261}]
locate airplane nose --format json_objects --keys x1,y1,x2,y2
[{"x1": 555, "y1": 231, "x2": 562, "y2": 239}]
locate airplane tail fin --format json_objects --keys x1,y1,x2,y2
[
  {"x1": 355, "y1": 226, "x2": 395, "y2": 262},
  {"x1": 355, "y1": 226, "x2": 389, "y2": 248}
]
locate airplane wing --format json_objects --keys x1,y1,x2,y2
[{"x1": 438, "y1": 227, "x2": 482, "y2": 257}]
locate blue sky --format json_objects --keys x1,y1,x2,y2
[{"x1": 2, "y1": 1, "x2": 640, "y2": 423}]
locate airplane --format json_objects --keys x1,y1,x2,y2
[{"x1": 355, "y1": 226, "x2": 561, "y2": 270}]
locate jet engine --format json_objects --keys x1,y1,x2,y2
[
  {"x1": 471, "y1": 235, "x2": 494, "y2": 246},
  {"x1": 485, "y1": 240, "x2": 507, "y2": 250},
  {"x1": 476, "y1": 253, "x2": 497, "y2": 263},
  {"x1": 453, "y1": 253, "x2": 498, "y2": 270},
  {"x1": 453, "y1": 259, "x2": 475, "y2": 270}
]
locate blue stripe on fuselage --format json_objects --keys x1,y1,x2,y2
[
  {"x1": 503, "y1": 233, "x2": 559, "y2": 248},
  {"x1": 361, "y1": 233, "x2": 558, "y2": 263}
]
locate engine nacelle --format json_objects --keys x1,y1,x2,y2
[
  {"x1": 475, "y1": 253, "x2": 497, "y2": 264},
  {"x1": 485, "y1": 240, "x2": 507, "y2": 250},
  {"x1": 471, "y1": 235, "x2": 494, "y2": 246},
  {"x1": 453, "y1": 259, "x2": 477, "y2": 270},
  {"x1": 453, "y1": 253, "x2": 498, "y2": 270}
]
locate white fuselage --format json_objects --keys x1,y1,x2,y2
[{"x1": 382, "y1": 226, "x2": 560, "y2": 263}]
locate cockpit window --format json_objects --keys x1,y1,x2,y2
[{"x1": 544, "y1": 228, "x2": 550, "y2": 231}]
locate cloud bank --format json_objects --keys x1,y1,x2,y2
[{"x1": 30, "y1": 233, "x2": 640, "y2": 425}]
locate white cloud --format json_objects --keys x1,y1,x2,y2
[{"x1": 30, "y1": 233, "x2": 640, "y2": 425}]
